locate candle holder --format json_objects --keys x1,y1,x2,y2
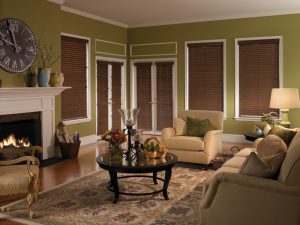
[{"x1": 119, "y1": 108, "x2": 140, "y2": 161}]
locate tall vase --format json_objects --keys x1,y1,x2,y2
[
  {"x1": 38, "y1": 69, "x2": 47, "y2": 87},
  {"x1": 43, "y1": 68, "x2": 52, "y2": 87}
]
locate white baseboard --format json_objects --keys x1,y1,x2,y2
[
  {"x1": 222, "y1": 134, "x2": 252, "y2": 143},
  {"x1": 80, "y1": 135, "x2": 98, "y2": 146}
]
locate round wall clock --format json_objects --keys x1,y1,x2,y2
[{"x1": 0, "y1": 18, "x2": 36, "y2": 73}]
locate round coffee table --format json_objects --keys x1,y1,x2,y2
[{"x1": 96, "y1": 152, "x2": 177, "y2": 203}]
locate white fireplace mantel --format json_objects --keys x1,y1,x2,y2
[{"x1": 0, "y1": 87, "x2": 70, "y2": 159}]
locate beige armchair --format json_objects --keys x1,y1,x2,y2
[
  {"x1": 0, "y1": 147, "x2": 41, "y2": 218},
  {"x1": 161, "y1": 110, "x2": 223, "y2": 164},
  {"x1": 200, "y1": 130, "x2": 300, "y2": 225}
]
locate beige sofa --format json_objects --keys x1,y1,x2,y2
[
  {"x1": 161, "y1": 110, "x2": 223, "y2": 164},
  {"x1": 200, "y1": 130, "x2": 300, "y2": 225}
]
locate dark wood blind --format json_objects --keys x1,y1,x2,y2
[
  {"x1": 238, "y1": 39, "x2": 279, "y2": 117},
  {"x1": 156, "y1": 62, "x2": 173, "y2": 130},
  {"x1": 136, "y1": 63, "x2": 152, "y2": 130},
  {"x1": 188, "y1": 42, "x2": 223, "y2": 111},
  {"x1": 97, "y1": 61, "x2": 109, "y2": 135},
  {"x1": 111, "y1": 62, "x2": 122, "y2": 129},
  {"x1": 61, "y1": 35, "x2": 88, "y2": 120}
]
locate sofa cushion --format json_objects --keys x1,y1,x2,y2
[
  {"x1": 240, "y1": 152, "x2": 286, "y2": 179},
  {"x1": 174, "y1": 117, "x2": 186, "y2": 135},
  {"x1": 186, "y1": 117, "x2": 209, "y2": 137},
  {"x1": 234, "y1": 148, "x2": 257, "y2": 157},
  {"x1": 257, "y1": 134, "x2": 287, "y2": 157},
  {"x1": 268, "y1": 125, "x2": 297, "y2": 146},
  {"x1": 222, "y1": 156, "x2": 247, "y2": 168},
  {"x1": 278, "y1": 130, "x2": 300, "y2": 186},
  {"x1": 164, "y1": 136, "x2": 204, "y2": 151}
]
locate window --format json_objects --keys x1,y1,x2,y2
[
  {"x1": 61, "y1": 34, "x2": 90, "y2": 123},
  {"x1": 186, "y1": 41, "x2": 225, "y2": 112},
  {"x1": 235, "y1": 37, "x2": 281, "y2": 119}
]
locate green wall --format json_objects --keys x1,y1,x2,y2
[
  {"x1": 1, "y1": 0, "x2": 300, "y2": 137},
  {"x1": 128, "y1": 14, "x2": 300, "y2": 134}
]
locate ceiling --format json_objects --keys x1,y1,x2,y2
[{"x1": 57, "y1": 0, "x2": 300, "y2": 28}]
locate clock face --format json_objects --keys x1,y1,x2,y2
[{"x1": 0, "y1": 18, "x2": 36, "y2": 73}]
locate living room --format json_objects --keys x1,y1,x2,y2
[{"x1": 1, "y1": 0, "x2": 300, "y2": 224}]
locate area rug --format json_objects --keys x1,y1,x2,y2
[{"x1": 1, "y1": 167, "x2": 214, "y2": 225}]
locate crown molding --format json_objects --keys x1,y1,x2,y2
[
  {"x1": 61, "y1": 6, "x2": 128, "y2": 28},
  {"x1": 47, "y1": 0, "x2": 65, "y2": 5}
]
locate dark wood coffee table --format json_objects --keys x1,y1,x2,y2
[{"x1": 96, "y1": 152, "x2": 177, "y2": 203}]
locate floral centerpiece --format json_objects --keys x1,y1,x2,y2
[{"x1": 101, "y1": 129, "x2": 127, "y2": 152}]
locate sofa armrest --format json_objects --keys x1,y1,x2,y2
[
  {"x1": 201, "y1": 172, "x2": 300, "y2": 209},
  {"x1": 161, "y1": 127, "x2": 176, "y2": 142},
  {"x1": 253, "y1": 137, "x2": 264, "y2": 148},
  {"x1": 203, "y1": 129, "x2": 223, "y2": 162}
]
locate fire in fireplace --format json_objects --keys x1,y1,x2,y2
[
  {"x1": 0, "y1": 134, "x2": 31, "y2": 148},
  {"x1": 0, "y1": 112, "x2": 41, "y2": 148}
]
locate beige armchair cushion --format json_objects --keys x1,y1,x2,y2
[
  {"x1": 163, "y1": 136, "x2": 204, "y2": 151},
  {"x1": 0, "y1": 164, "x2": 39, "y2": 195},
  {"x1": 174, "y1": 117, "x2": 186, "y2": 135}
]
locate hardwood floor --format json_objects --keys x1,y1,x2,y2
[{"x1": 0, "y1": 140, "x2": 251, "y2": 225}]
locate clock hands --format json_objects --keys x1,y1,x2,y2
[{"x1": 7, "y1": 20, "x2": 21, "y2": 53}]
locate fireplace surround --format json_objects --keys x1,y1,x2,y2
[{"x1": 0, "y1": 87, "x2": 69, "y2": 159}]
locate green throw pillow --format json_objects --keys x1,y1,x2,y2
[
  {"x1": 268, "y1": 125, "x2": 297, "y2": 146},
  {"x1": 186, "y1": 117, "x2": 209, "y2": 137}
]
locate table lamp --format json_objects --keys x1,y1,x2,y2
[{"x1": 269, "y1": 88, "x2": 300, "y2": 127}]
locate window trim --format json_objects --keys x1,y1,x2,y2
[
  {"x1": 130, "y1": 58, "x2": 177, "y2": 135},
  {"x1": 234, "y1": 36, "x2": 283, "y2": 121},
  {"x1": 61, "y1": 32, "x2": 91, "y2": 125},
  {"x1": 185, "y1": 39, "x2": 227, "y2": 118}
]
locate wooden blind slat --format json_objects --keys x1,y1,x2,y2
[
  {"x1": 97, "y1": 61, "x2": 109, "y2": 134},
  {"x1": 239, "y1": 39, "x2": 279, "y2": 116},
  {"x1": 188, "y1": 42, "x2": 223, "y2": 111},
  {"x1": 111, "y1": 63, "x2": 122, "y2": 129},
  {"x1": 136, "y1": 63, "x2": 152, "y2": 130},
  {"x1": 61, "y1": 35, "x2": 88, "y2": 121},
  {"x1": 156, "y1": 62, "x2": 173, "y2": 130}
]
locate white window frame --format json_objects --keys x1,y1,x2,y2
[
  {"x1": 95, "y1": 56, "x2": 127, "y2": 133},
  {"x1": 185, "y1": 39, "x2": 227, "y2": 118},
  {"x1": 234, "y1": 36, "x2": 283, "y2": 121},
  {"x1": 130, "y1": 58, "x2": 177, "y2": 135},
  {"x1": 61, "y1": 32, "x2": 91, "y2": 125}
]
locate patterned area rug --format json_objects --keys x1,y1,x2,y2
[{"x1": 1, "y1": 167, "x2": 214, "y2": 225}]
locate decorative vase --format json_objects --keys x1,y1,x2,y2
[
  {"x1": 25, "y1": 73, "x2": 37, "y2": 87},
  {"x1": 43, "y1": 67, "x2": 51, "y2": 87},
  {"x1": 38, "y1": 69, "x2": 47, "y2": 87},
  {"x1": 50, "y1": 72, "x2": 64, "y2": 87}
]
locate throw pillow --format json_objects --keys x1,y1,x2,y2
[
  {"x1": 186, "y1": 117, "x2": 209, "y2": 137},
  {"x1": 268, "y1": 125, "x2": 297, "y2": 146},
  {"x1": 257, "y1": 134, "x2": 287, "y2": 158},
  {"x1": 174, "y1": 117, "x2": 186, "y2": 135},
  {"x1": 239, "y1": 152, "x2": 286, "y2": 179}
]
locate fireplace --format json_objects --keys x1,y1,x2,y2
[
  {"x1": 0, "y1": 87, "x2": 69, "y2": 159},
  {"x1": 0, "y1": 112, "x2": 41, "y2": 147}
]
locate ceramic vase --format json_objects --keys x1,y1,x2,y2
[
  {"x1": 43, "y1": 68, "x2": 51, "y2": 87},
  {"x1": 38, "y1": 69, "x2": 47, "y2": 87},
  {"x1": 50, "y1": 72, "x2": 64, "y2": 87}
]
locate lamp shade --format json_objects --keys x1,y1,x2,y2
[{"x1": 270, "y1": 88, "x2": 300, "y2": 109}]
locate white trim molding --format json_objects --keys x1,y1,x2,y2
[
  {"x1": 185, "y1": 39, "x2": 227, "y2": 117},
  {"x1": 130, "y1": 42, "x2": 177, "y2": 57},
  {"x1": 80, "y1": 135, "x2": 98, "y2": 146},
  {"x1": 234, "y1": 36, "x2": 283, "y2": 121},
  {"x1": 95, "y1": 39, "x2": 126, "y2": 57},
  {"x1": 47, "y1": 0, "x2": 65, "y2": 5},
  {"x1": 61, "y1": 33, "x2": 92, "y2": 125}
]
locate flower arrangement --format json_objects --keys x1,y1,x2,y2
[
  {"x1": 101, "y1": 129, "x2": 127, "y2": 145},
  {"x1": 261, "y1": 112, "x2": 279, "y2": 126}
]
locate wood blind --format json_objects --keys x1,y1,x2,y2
[
  {"x1": 238, "y1": 39, "x2": 279, "y2": 117},
  {"x1": 136, "y1": 63, "x2": 152, "y2": 130},
  {"x1": 111, "y1": 62, "x2": 122, "y2": 129},
  {"x1": 96, "y1": 61, "x2": 109, "y2": 135},
  {"x1": 156, "y1": 62, "x2": 173, "y2": 130},
  {"x1": 188, "y1": 42, "x2": 223, "y2": 111},
  {"x1": 61, "y1": 35, "x2": 88, "y2": 120}
]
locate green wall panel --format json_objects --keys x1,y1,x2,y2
[
  {"x1": 95, "y1": 39, "x2": 126, "y2": 57},
  {"x1": 130, "y1": 42, "x2": 177, "y2": 57}
]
